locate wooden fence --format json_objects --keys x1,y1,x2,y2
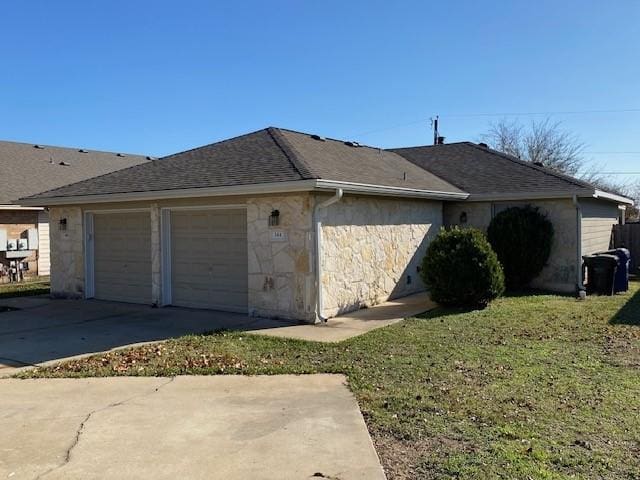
[{"x1": 612, "y1": 223, "x2": 640, "y2": 275}]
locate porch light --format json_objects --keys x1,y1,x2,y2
[
  {"x1": 459, "y1": 211, "x2": 468, "y2": 224},
  {"x1": 269, "y1": 209, "x2": 280, "y2": 227},
  {"x1": 59, "y1": 218, "x2": 67, "y2": 231}
]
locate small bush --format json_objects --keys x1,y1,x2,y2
[
  {"x1": 487, "y1": 206, "x2": 554, "y2": 289},
  {"x1": 420, "y1": 227, "x2": 505, "y2": 307}
]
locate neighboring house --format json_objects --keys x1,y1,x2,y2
[
  {"x1": 18, "y1": 128, "x2": 633, "y2": 322},
  {"x1": 0, "y1": 141, "x2": 150, "y2": 279}
]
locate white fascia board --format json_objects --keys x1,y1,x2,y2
[
  {"x1": 0, "y1": 204, "x2": 45, "y2": 211},
  {"x1": 18, "y1": 180, "x2": 320, "y2": 206},
  {"x1": 313, "y1": 180, "x2": 469, "y2": 200},
  {"x1": 593, "y1": 189, "x2": 634, "y2": 205},
  {"x1": 468, "y1": 189, "x2": 635, "y2": 206},
  {"x1": 19, "y1": 179, "x2": 469, "y2": 206},
  {"x1": 467, "y1": 192, "x2": 580, "y2": 202}
]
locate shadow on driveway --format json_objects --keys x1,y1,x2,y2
[{"x1": 0, "y1": 297, "x2": 295, "y2": 373}]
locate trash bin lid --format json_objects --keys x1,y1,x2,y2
[
  {"x1": 592, "y1": 254, "x2": 619, "y2": 265},
  {"x1": 614, "y1": 248, "x2": 630, "y2": 260}
]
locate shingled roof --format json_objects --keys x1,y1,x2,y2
[
  {"x1": 22, "y1": 128, "x2": 463, "y2": 200},
  {"x1": 390, "y1": 142, "x2": 597, "y2": 199},
  {"x1": 0, "y1": 140, "x2": 150, "y2": 205},
  {"x1": 18, "y1": 129, "x2": 632, "y2": 206}
]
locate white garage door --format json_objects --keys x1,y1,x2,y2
[
  {"x1": 93, "y1": 212, "x2": 152, "y2": 304},
  {"x1": 170, "y1": 209, "x2": 248, "y2": 312}
]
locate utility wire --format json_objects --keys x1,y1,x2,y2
[
  {"x1": 352, "y1": 108, "x2": 640, "y2": 137},
  {"x1": 584, "y1": 151, "x2": 640, "y2": 154}
]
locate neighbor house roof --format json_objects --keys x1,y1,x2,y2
[
  {"x1": 20, "y1": 128, "x2": 465, "y2": 203},
  {"x1": 0, "y1": 140, "x2": 150, "y2": 205},
  {"x1": 390, "y1": 142, "x2": 632, "y2": 204}
]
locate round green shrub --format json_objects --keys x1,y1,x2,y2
[
  {"x1": 487, "y1": 205, "x2": 554, "y2": 290},
  {"x1": 420, "y1": 227, "x2": 505, "y2": 307}
]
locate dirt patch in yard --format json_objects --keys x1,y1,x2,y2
[{"x1": 373, "y1": 432, "x2": 478, "y2": 480}]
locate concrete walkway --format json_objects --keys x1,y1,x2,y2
[
  {"x1": 249, "y1": 292, "x2": 435, "y2": 342},
  {"x1": 0, "y1": 375, "x2": 384, "y2": 480}
]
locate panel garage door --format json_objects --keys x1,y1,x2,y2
[
  {"x1": 93, "y1": 212, "x2": 152, "y2": 304},
  {"x1": 170, "y1": 209, "x2": 248, "y2": 312}
]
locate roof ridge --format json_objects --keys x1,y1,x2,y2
[
  {"x1": 274, "y1": 126, "x2": 387, "y2": 150},
  {"x1": 464, "y1": 142, "x2": 594, "y2": 190},
  {"x1": 20, "y1": 157, "x2": 155, "y2": 201},
  {"x1": 268, "y1": 128, "x2": 318, "y2": 179},
  {"x1": 0, "y1": 139, "x2": 148, "y2": 158},
  {"x1": 160, "y1": 127, "x2": 273, "y2": 160},
  {"x1": 388, "y1": 141, "x2": 472, "y2": 151}
]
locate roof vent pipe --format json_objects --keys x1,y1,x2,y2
[
  {"x1": 313, "y1": 188, "x2": 343, "y2": 322},
  {"x1": 437, "y1": 136, "x2": 445, "y2": 145}
]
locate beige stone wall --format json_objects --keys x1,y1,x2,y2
[
  {"x1": 580, "y1": 198, "x2": 619, "y2": 255},
  {"x1": 49, "y1": 206, "x2": 84, "y2": 298},
  {"x1": 47, "y1": 193, "x2": 316, "y2": 321},
  {"x1": 246, "y1": 194, "x2": 315, "y2": 322},
  {"x1": 443, "y1": 199, "x2": 578, "y2": 292},
  {"x1": 319, "y1": 195, "x2": 442, "y2": 318}
]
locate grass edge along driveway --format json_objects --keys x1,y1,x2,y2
[{"x1": 19, "y1": 282, "x2": 640, "y2": 479}]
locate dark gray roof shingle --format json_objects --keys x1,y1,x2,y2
[
  {"x1": 24, "y1": 127, "x2": 463, "y2": 200},
  {"x1": 0, "y1": 141, "x2": 149, "y2": 204},
  {"x1": 390, "y1": 142, "x2": 595, "y2": 197}
]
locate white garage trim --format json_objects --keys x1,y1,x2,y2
[
  {"x1": 160, "y1": 205, "x2": 248, "y2": 309},
  {"x1": 84, "y1": 208, "x2": 151, "y2": 300}
]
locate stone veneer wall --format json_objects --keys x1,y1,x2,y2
[
  {"x1": 47, "y1": 194, "x2": 316, "y2": 321},
  {"x1": 444, "y1": 199, "x2": 578, "y2": 292},
  {"x1": 246, "y1": 194, "x2": 315, "y2": 322},
  {"x1": 49, "y1": 206, "x2": 84, "y2": 298},
  {"x1": 319, "y1": 195, "x2": 442, "y2": 318}
]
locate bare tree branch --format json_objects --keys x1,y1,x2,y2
[{"x1": 481, "y1": 118, "x2": 585, "y2": 175}]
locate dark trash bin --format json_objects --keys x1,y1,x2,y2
[
  {"x1": 594, "y1": 248, "x2": 631, "y2": 293},
  {"x1": 582, "y1": 254, "x2": 618, "y2": 296},
  {"x1": 612, "y1": 248, "x2": 631, "y2": 293}
]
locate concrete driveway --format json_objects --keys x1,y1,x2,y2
[
  {"x1": 0, "y1": 297, "x2": 295, "y2": 376},
  {"x1": 0, "y1": 293, "x2": 434, "y2": 376},
  {"x1": 0, "y1": 375, "x2": 385, "y2": 479}
]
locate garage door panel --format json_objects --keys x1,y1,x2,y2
[
  {"x1": 93, "y1": 212, "x2": 152, "y2": 304},
  {"x1": 170, "y1": 209, "x2": 248, "y2": 312}
]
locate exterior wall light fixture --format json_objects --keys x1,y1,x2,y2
[{"x1": 269, "y1": 209, "x2": 280, "y2": 227}]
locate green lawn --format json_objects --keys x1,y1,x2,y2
[
  {"x1": 20, "y1": 282, "x2": 640, "y2": 479},
  {"x1": 0, "y1": 277, "x2": 50, "y2": 299}
]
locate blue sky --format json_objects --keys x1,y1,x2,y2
[{"x1": 1, "y1": 1, "x2": 638, "y2": 177}]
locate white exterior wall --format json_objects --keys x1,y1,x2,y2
[
  {"x1": 36, "y1": 210, "x2": 51, "y2": 276},
  {"x1": 319, "y1": 195, "x2": 442, "y2": 318},
  {"x1": 444, "y1": 199, "x2": 579, "y2": 292}
]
